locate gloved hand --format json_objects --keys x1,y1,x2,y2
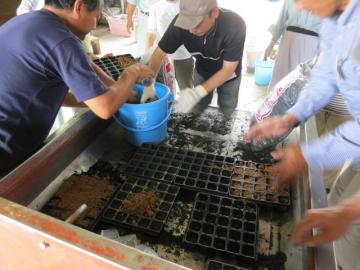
[{"x1": 175, "y1": 85, "x2": 208, "y2": 113}]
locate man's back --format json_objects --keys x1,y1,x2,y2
[{"x1": 0, "y1": 10, "x2": 105, "y2": 172}]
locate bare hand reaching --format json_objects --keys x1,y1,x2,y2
[
  {"x1": 292, "y1": 206, "x2": 353, "y2": 247},
  {"x1": 269, "y1": 144, "x2": 308, "y2": 187},
  {"x1": 124, "y1": 63, "x2": 155, "y2": 83},
  {"x1": 244, "y1": 114, "x2": 299, "y2": 144}
]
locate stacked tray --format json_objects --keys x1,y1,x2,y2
[
  {"x1": 125, "y1": 144, "x2": 235, "y2": 196},
  {"x1": 206, "y1": 260, "x2": 249, "y2": 270},
  {"x1": 183, "y1": 193, "x2": 258, "y2": 260},
  {"x1": 93, "y1": 54, "x2": 137, "y2": 80},
  {"x1": 229, "y1": 160, "x2": 290, "y2": 206},
  {"x1": 100, "y1": 177, "x2": 179, "y2": 235}
]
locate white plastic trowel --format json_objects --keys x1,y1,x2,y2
[{"x1": 140, "y1": 75, "x2": 156, "y2": 104}]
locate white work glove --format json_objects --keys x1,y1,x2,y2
[{"x1": 175, "y1": 85, "x2": 208, "y2": 113}]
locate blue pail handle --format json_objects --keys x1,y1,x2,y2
[{"x1": 114, "y1": 99, "x2": 174, "y2": 132}]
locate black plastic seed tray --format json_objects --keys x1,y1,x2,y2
[
  {"x1": 100, "y1": 177, "x2": 179, "y2": 235},
  {"x1": 229, "y1": 160, "x2": 290, "y2": 206},
  {"x1": 93, "y1": 54, "x2": 137, "y2": 80},
  {"x1": 206, "y1": 260, "x2": 249, "y2": 270},
  {"x1": 125, "y1": 144, "x2": 235, "y2": 195},
  {"x1": 184, "y1": 193, "x2": 258, "y2": 260}
]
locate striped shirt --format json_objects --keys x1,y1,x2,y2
[{"x1": 288, "y1": 0, "x2": 360, "y2": 171}]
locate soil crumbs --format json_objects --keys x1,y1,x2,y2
[
  {"x1": 41, "y1": 174, "x2": 118, "y2": 229},
  {"x1": 121, "y1": 191, "x2": 160, "y2": 217}
]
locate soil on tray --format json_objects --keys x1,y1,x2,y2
[
  {"x1": 120, "y1": 191, "x2": 160, "y2": 217},
  {"x1": 41, "y1": 174, "x2": 118, "y2": 229}
]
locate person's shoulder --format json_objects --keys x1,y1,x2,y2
[
  {"x1": 31, "y1": 11, "x2": 80, "y2": 47},
  {"x1": 218, "y1": 8, "x2": 246, "y2": 29},
  {"x1": 219, "y1": 9, "x2": 245, "y2": 25}
]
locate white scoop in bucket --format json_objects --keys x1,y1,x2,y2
[{"x1": 140, "y1": 75, "x2": 156, "y2": 104}]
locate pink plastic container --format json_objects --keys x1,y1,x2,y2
[{"x1": 107, "y1": 14, "x2": 132, "y2": 37}]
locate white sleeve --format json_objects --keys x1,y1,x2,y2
[
  {"x1": 16, "y1": 0, "x2": 43, "y2": 15},
  {"x1": 147, "y1": 5, "x2": 157, "y2": 33}
]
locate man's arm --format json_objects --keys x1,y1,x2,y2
[
  {"x1": 145, "y1": 4, "x2": 157, "y2": 52},
  {"x1": 63, "y1": 92, "x2": 86, "y2": 107},
  {"x1": 201, "y1": 60, "x2": 239, "y2": 92},
  {"x1": 174, "y1": 60, "x2": 239, "y2": 113},
  {"x1": 84, "y1": 64, "x2": 153, "y2": 119},
  {"x1": 91, "y1": 62, "x2": 115, "y2": 87},
  {"x1": 148, "y1": 46, "x2": 166, "y2": 75},
  {"x1": 63, "y1": 62, "x2": 117, "y2": 108},
  {"x1": 301, "y1": 120, "x2": 360, "y2": 171},
  {"x1": 145, "y1": 32, "x2": 156, "y2": 52},
  {"x1": 126, "y1": 3, "x2": 136, "y2": 33}
]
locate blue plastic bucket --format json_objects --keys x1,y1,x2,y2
[
  {"x1": 118, "y1": 82, "x2": 172, "y2": 129},
  {"x1": 114, "y1": 101, "x2": 174, "y2": 146},
  {"x1": 254, "y1": 60, "x2": 274, "y2": 86}
]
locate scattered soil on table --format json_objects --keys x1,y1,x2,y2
[
  {"x1": 120, "y1": 191, "x2": 160, "y2": 217},
  {"x1": 41, "y1": 174, "x2": 118, "y2": 229},
  {"x1": 164, "y1": 202, "x2": 193, "y2": 237}
]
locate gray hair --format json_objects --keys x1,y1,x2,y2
[{"x1": 45, "y1": 0, "x2": 100, "y2": 12}]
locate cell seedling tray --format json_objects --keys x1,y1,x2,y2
[
  {"x1": 93, "y1": 54, "x2": 137, "y2": 80},
  {"x1": 101, "y1": 177, "x2": 179, "y2": 235},
  {"x1": 230, "y1": 160, "x2": 290, "y2": 206},
  {"x1": 206, "y1": 260, "x2": 249, "y2": 270},
  {"x1": 184, "y1": 193, "x2": 258, "y2": 260},
  {"x1": 125, "y1": 144, "x2": 235, "y2": 195}
]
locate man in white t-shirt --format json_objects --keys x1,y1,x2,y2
[
  {"x1": 16, "y1": 0, "x2": 44, "y2": 15},
  {"x1": 146, "y1": 0, "x2": 194, "y2": 89}
]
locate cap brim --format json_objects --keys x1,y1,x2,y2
[{"x1": 174, "y1": 13, "x2": 204, "y2": 30}]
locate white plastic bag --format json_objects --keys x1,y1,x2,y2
[{"x1": 249, "y1": 57, "x2": 316, "y2": 151}]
